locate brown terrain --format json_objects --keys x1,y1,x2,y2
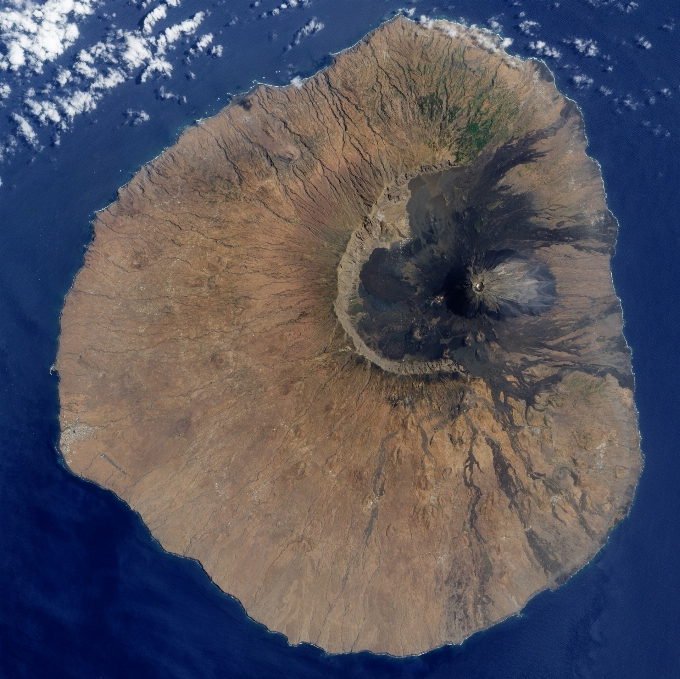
[{"x1": 57, "y1": 17, "x2": 641, "y2": 655}]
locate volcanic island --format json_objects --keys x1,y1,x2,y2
[{"x1": 57, "y1": 17, "x2": 641, "y2": 656}]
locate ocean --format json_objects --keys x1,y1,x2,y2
[{"x1": 1, "y1": 0, "x2": 678, "y2": 676}]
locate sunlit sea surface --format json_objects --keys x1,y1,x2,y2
[{"x1": 1, "y1": 1, "x2": 679, "y2": 676}]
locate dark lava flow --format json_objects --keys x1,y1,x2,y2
[{"x1": 356, "y1": 135, "x2": 572, "y2": 376}]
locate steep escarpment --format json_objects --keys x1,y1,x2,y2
[{"x1": 57, "y1": 17, "x2": 641, "y2": 656}]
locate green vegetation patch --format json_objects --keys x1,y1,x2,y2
[{"x1": 415, "y1": 62, "x2": 518, "y2": 162}]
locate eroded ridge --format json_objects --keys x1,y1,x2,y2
[{"x1": 57, "y1": 17, "x2": 641, "y2": 655}]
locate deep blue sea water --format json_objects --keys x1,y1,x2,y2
[{"x1": 1, "y1": 1, "x2": 679, "y2": 676}]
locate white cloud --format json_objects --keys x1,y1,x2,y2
[
  {"x1": 468, "y1": 27, "x2": 502, "y2": 52},
  {"x1": 12, "y1": 113, "x2": 39, "y2": 147},
  {"x1": 54, "y1": 88, "x2": 99, "y2": 120},
  {"x1": 290, "y1": 17, "x2": 324, "y2": 47},
  {"x1": 528, "y1": 41, "x2": 561, "y2": 58},
  {"x1": 518, "y1": 20, "x2": 539, "y2": 36},
  {"x1": 156, "y1": 12, "x2": 204, "y2": 52},
  {"x1": 566, "y1": 38, "x2": 599, "y2": 57},
  {"x1": 140, "y1": 56, "x2": 173, "y2": 82},
  {"x1": 157, "y1": 85, "x2": 186, "y2": 103},
  {"x1": 196, "y1": 33, "x2": 213, "y2": 49},
  {"x1": 0, "y1": 0, "x2": 217, "y2": 162},
  {"x1": 585, "y1": 0, "x2": 636, "y2": 8},
  {"x1": 24, "y1": 96, "x2": 62, "y2": 124},
  {"x1": 487, "y1": 17, "x2": 503, "y2": 33},
  {"x1": 73, "y1": 56, "x2": 97, "y2": 78},
  {"x1": 0, "y1": 0, "x2": 95, "y2": 73},
  {"x1": 620, "y1": 94, "x2": 641, "y2": 110},
  {"x1": 260, "y1": 0, "x2": 309, "y2": 19},
  {"x1": 634, "y1": 35, "x2": 651, "y2": 49},
  {"x1": 0, "y1": 134, "x2": 17, "y2": 161},
  {"x1": 124, "y1": 108, "x2": 150, "y2": 125},
  {"x1": 142, "y1": 4, "x2": 168, "y2": 35},
  {"x1": 55, "y1": 67, "x2": 71, "y2": 86},
  {"x1": 90, "y1": 68, "x2": 126, "y2": 91},
  {"x1": 121, "y1": 34, "x2": 154, "y2": 70},
  {"x1": 25, "y1": 8, "x2": 204, "y2": 123},
  {"x1": 572, "y1": 74, "x2": 594, "y2": 88},
  {"x1": 441, "y1": 24, "x2": 459, "y2": 39},
  {"x1": 190, "y1": 33, "x2": 213, "y2": 54}
]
